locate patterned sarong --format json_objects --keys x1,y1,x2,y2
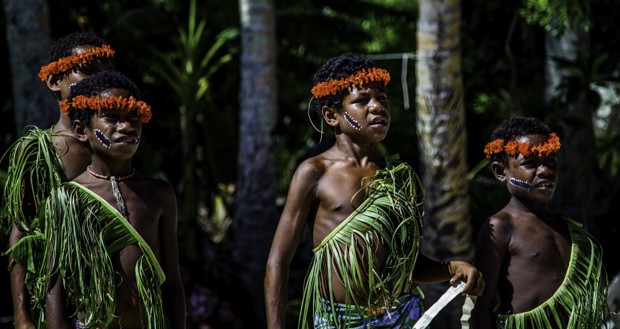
[{"x1": 314, "y1": 291, "x2": 422, "y2": 329}]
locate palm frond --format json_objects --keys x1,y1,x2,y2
[
  {"x1": 41, "y1": 182, "x2": 167, "y2": 328},
  {"x1": 1, "y1": 126, "x2": 64, "y2": 233},
  {"x1": 498, "y1": 217, "x2": 608, "y2": 329},
  {"x1": 299, "y1": 161, "x2": 425, "y2": 329}
]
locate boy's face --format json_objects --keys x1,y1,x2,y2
[
  {"x1": 504, "y1": 134, "x2": 559, "y2": 203},
  {"x1": 338, "y1": 81, "x2": 390, "y2": 142},
  {"x1": 86, "y1": 88, "x2": 142, "y2": 161}
]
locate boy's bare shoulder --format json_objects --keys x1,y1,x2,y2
[
  {"x1": 135, "y1": 173, "x2": 174, "y2": 192},
  {"x1": 294, "y1": 154, "x2": 332, "y2": 180},
  {"x1": 482, "y1": 209, "x2": 516, "y2": 235}
]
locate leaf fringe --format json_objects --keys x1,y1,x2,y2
[
  {"x1": 299, "y1": 161, "x2": 425, "y2": 329},
  {"x1": 498, "y1": 217, "x2": 608, "y2": 329}
]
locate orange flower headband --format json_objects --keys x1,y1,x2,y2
[
  {"x1": 484, "y1": 133, "x2": 561, "y2": 159},
  {"x1": 59, "y1": 95, "x2": 152, "y2": 123},
  {"x1": 38, "y1": 44, "x2": 115, "y2": 81},
  {"x1": 311, "y1": 67, "x2": 391, "y2": 99}
]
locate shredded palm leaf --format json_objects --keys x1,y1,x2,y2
[
  {"x1": 498, "y1": 216, "x2": 608, "y2": 329},
  {"x1": 1, "y1": 126, "x2": 65, "y2": 233},
  {"x1": 299, "y1": 161, "x2": 425, "y2": 329},
  {"x1": 41, "y1": 182, "x2": 167, "y2": 328}
]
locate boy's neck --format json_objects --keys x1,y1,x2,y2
[
  {"x1": 88, "y1": 159, "x2": 134, "y2": 178},
  {"x1": 52, "y1": 114, "x2": 74, "y2": 133},
  {"x1": 508, "y1": 197, "x2": 549, "y2": 219},
  {"x1": 333, "y1": 137, "x2": 380, "y2": 164}
]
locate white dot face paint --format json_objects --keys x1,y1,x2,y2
[
  {"x1": 509, "y1": 177, "x2": 532, "y2": 191},
  {"x1": 94, "y1": 128, "x2": 112, "y2": 148},
  {"x1": 343, "y1": 112, "x2": 362, "y2": 130}
]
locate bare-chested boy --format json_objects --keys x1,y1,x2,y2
[
  {"x1": 471, "y1": 116, "x2": 607, "y2": 329},
  {"x1": 43, "y1": 71, "x2": 185, "y2": 329},
  {"x1": 3, "y1": 32, "x2": 114, "y2": 329},
  {"x1": 265, "y1": 53, "x2": 484, "y2": 329}
]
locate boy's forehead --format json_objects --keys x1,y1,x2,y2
[{"x1": 348, "y1": 81, "x2": 386, "y2": 93}]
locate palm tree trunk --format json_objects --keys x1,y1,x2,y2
[
  {"x1": 234, "y1": 0, "x2": 278, "y2": 325},
  {"x1": 3, "y1": 0, "x2": 56, "y2": 133},
  {"x1": 416, "y1": 0, "x2": 472, "y2": 326}
]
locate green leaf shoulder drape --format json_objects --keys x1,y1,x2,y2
[
  {"x1": 299, "y1": 161, "x2": 425, "y2": 329},
  {"x1": 497, "y1": 216, "x2": 608, "y2": 329}
]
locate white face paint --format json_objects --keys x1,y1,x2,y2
[
  {"x1": 94, "y1": 128, "x2": 112, "y2": 148},
  {"x1": 343, "y1": 112, "x2": 362, "y2": 130},
  {"x1": 509, "y1": 177, "x2": 532, "y2": 191}
]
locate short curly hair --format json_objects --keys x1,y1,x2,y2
[
  {"x1": 487, "y1": 116, "x2": 552, "y2": 165},
  {"x1": 68, "y1": 71, "x2": 141, "y2": 127},
  {"x1": 312, "y1": 53, "x2": 378, "y2": 114},
  {"x1": 47, "y1": 32, "x2": 114, "y2": 98}
]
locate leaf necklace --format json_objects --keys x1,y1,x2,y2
[{"x1": 87, "y1": 165, "x2": 135, "y2": 220}]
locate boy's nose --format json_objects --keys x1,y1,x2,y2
[{"x1": 369, "y1": 100, "x2": 386, "y2": 113}]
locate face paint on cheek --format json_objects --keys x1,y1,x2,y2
[
  {"x1": 94, "y1": 129, "x2": 112, "y2": 148},
  {"x1": 509, "y1": 178, "x2": 532, "y2": 191},
  {"x1": 343, "y1": 112, "x2": 362, "y2": 130}
]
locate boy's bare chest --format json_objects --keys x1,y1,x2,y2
[
  {"x1": 88, "y1": 182, "x2": 162, "y2": 229},
  {"x1": 509, "y1": 220, "x2": 571, "y2": 265}
]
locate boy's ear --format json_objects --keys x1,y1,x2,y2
[
  {"x1": 490, "y1": 161, "x2": 507, "y2": 182},
  {"x1": 322, "y1": 106, "x2": 339, "y2": 128},
  {"x1": 46, "y1": 75, "x2": 61, "y2": 92},
  {"x1": 72, "y1": 120, "x2": 89, "y2": 143}
]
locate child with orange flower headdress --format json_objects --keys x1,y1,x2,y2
[
  {"x1": 265, "y1": 53, "x2": 484, "y2": 329},
  {"x1": 43, "y1": 70, "x2": 185, "y2": 329},
  {"x1": 2, "y1": 31, "x2": 115, "y2": 329},
  {"x1": 471, "y1": 116, "x2": 608, "y2": 329}
]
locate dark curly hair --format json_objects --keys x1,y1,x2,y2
[
  {"x1": 487, "y1": 116, "x2": 552, "y2": 165},
  {"x1": 312, "y1": 53, "x2": 378, "y2": 114},
  {"x1": 68, "y1": 71, "x2": 141, "y2": 127},
  {"x1": 48, "y1": 32, "x2": 114, "y2": 99}
]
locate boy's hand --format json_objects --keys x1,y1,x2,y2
[{"x1": 448, "y1": 261, "x2": 485, "y2": 296}]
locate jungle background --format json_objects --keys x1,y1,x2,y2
[{"x1": 0, "y1": 0, "x2": 619, "y2": 328}]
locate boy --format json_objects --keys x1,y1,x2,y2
[
  {"x1": 265, "y1": 53, "x2": 484, "y2": 329},
  {"x1": 3, "y1": 31, "x2": 114, "y2": 329},
  {"x1": 471, "y1": 116, "x2": 608, "y2": 328},
  {"x1": 42, "y1": 70, "x2": 185, "y2": 329}
]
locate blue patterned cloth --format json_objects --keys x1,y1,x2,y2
[{"x1": 314, "y1": 292, "x2": 422, "y2": 329}]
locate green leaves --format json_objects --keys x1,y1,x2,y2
[{"x1": 299, "y1": 162, "x2": 424, "y2": 329}]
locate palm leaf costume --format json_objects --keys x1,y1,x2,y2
[
  {"x1": 2, "y1": 126, "x2": 65, "y2": 234},
  {"x1": 497, "y1": 216, "x2": 608, "y2": 329},
  {"x1": 2, "y1": 127, "x2": 64, "y2": 327},
  {"x1": 2, "y1": 127, "x2": 167, "y2": 328},
  {"x1": 299, "y1": 161, "x2": 425, "y2": 329},
  {"x1": 41, "y1": 182, "x2": 167, "y2": 328}
]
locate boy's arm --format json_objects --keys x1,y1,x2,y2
[
  {"x1": 45, "y1": 273, "x2": 72, "y2": 329},
  {"x1": 265, "y1": 161, "x2": 319, "y2": 329},
  {"x1": 9, "y1": 225, "x2": 36, "y2": 329},
  {"x1": 10, "y1": 162, "x2": 38, "y2": 329},
  {"x1": 471, "y1": 217, "x2": 511, "y2": 329},
  {"x1": 158, "y1": 184, "x2": 186, "y2": 329},
  {"x1": 412, "y1": 255, "x2": 485, "y2": 296}
]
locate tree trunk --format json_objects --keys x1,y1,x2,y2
[
  {"x1": 3, "y1": 0, "x2": 56, "y2": 133},
  {"x1": 544, "y1": 28, "x2": 595, "y2": 227},
  {"x1": 234, "y1": 0, "x2": 278, "y2": 326},
  {"x1": 416, "y1": 0, "x2": 472, "y2": 327}
]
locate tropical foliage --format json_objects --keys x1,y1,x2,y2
[{"x1": 1, "y1": 0, "x2": 619, "y2": 328}]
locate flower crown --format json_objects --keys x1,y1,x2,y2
[
  {"x1": 484, "y1": 133, "x2": 561, "y2": 159},
  {"x1": 311, "y1": 67, "x2": 391, "y2": 99},
  {"x1": 59, "y1": 95, "x2": 152, "y2": 123},
  {"x1": 38, "y1": 44, "x2": 115, "y2": 81}
]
